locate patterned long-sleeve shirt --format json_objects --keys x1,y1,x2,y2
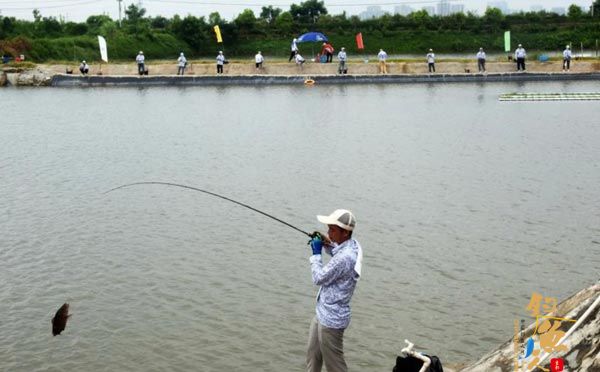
[{"x1": 309, "y1": 238, "x2": 361, "y2": 329}]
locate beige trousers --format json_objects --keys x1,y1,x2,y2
[
  {"x1": 306, "y1": 316, "x2": 347, "y2": 372},
  {"x1": 379, "y1": 61, "x2": 387, "y2": 74}
]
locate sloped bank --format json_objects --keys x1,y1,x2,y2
[
  {"x1": 1, "y1": 67, "x2": 53, "y2": 86},
  {"x1": 51, "y1": 72, "x2": 600, "y2": 87},
  {"x1": 460, "y1": 280, "x2": 600, "y2": 372}
]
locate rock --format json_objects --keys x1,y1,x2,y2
[
  {"x1": 0, "y1": 72, "x2": 6, "y2": 86},
  {"x1": 15, "y1": 68, "x2": 53, "y2": 86},
  {"x1": 460, "y1": 281, "x2": 600, "y2": 372},
  {"x1": 5, "y1": 73, "x2": 18, "y2": 86}
]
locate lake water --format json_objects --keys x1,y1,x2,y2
[{"x1": 1, "y1": 82, "x2": 599, "y2": 371}]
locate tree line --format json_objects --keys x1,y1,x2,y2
[{"x1": 1, "y1": 0, "x2": 599, "y2": 62}]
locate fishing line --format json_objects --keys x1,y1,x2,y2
[{"x1": 104, "y1": 181, "x2": 313, "y2": 237}]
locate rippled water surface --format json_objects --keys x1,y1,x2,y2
[{"x1": 1, "y1": 82, "x2": 599, "y2": 371}]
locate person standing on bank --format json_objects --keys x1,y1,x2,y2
[
  {"x1": 177, "y1": 52, "x2": 187, "y2": 75},
  {"x1": 136, "y1": 51, "x2": 145, "y2": 75},
  {"x1": 321, "y1": 42, "x2": 334, "y2": 63},
  {"x1": 378, "y1": 49, "x2": 388, "y2": 74},
  {"x1": 563, "y1": 45, "x2": 572, "y2": 72},
  {"x1": 255, "y1": 51, "x2": 264, "y2": 71},
  {"x1": 515, "y1": 44, "x2": 526, "y2": 71},
  {"x1": 216, "y1": 51, "x2": 225, "y2": 74},
  {"x1": 427, "y1": 49, "x2": 435, "y2": 73},
  {"x1": 289, "y1": 38, "x2": 299, "y2": 62},
  {"x1": 337, "y1": 47, "x2": 347, "y2": 74},
  {"x1": 476, "y1": 47, "x2": 486, "y2": 73},
  {"x1": 306, "y1": 209, "x2": 362, "y2": 372}
]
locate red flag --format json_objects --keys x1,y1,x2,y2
[{"x1": 355, "y1": 32, "x2": 364, "y2": 50}]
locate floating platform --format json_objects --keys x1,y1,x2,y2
[
  {"x1": 499, "y1": 92, "x2": 600, "y2": 101},
  {"x1": 50, "y1": 72, "x2": 600, "y2": 87}
]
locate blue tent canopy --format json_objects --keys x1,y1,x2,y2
[{"x1": 297, "y1": 32, "x2": 328, "y2": 43}]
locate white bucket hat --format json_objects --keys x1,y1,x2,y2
[{"x1": 317, "y1": 209, "x2": 356, "y2": 231}]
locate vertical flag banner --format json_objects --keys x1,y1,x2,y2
[
  {"x1": 97, "y1": 35, "x2": 108, "y2": 62},
  {"x1": 214, "y1": 25, "x2": 223, "y2": 43},
  {"x1": 504, "y1": 31, "x2": 511, "y2": 52},
  {"x1": 356, "y1": 32, "x2": 364, "y2": 50}
]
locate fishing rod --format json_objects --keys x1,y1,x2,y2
[{"x1": 104, "y1": 182, "x2": 315, "y2": 238}]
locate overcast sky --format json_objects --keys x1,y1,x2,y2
[{"x1": 0, "y1": 0, "x2": 593, "y2": 22}]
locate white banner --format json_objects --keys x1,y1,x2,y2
[{"x1": 98, "y1": 35, "x2": 108, "y2": 62}]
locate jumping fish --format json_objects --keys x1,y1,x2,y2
[{"x1": 51, "y1": 303, "x2": 71, "y2": 336}]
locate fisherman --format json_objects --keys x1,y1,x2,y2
[
  {"x1": 79, "y1": 60, "x2": 89, "y2": 75},
  {"x1": 177, "y1": 52, "x2": 187, "y2": 75},
  {"x1": 427, "y1": 49, "x2": 435, "y2": 73},
  {"x1": 515, "y1": 44, "x2": 526, "y2": 71},
  {"x1": 289, "y1": 38, "x2": 299, "y2": 62},
  {"x1": 216, "y1": 51, "x2": 225, "y2": 74},
  {"x1": 378, "y1": 48, "x2": 388, "y2": 74},
  {"x1": 295, "y1": 52, "x2": 306, "y2": 68},
  {"x1": 306, "y1": 209, "x2": 362, "y2": 372},
  {"x1": 321, "y1": 42, "x2": 334, "y2": 63},
  {"x1": 337, "y1": 47, "x2": 347, "y2": 74},
  {"x1": 255, "y1": 51, "x2": 264, "y2": 70},
  {"x1": 563, "y1": 45, "x2": 572, "y2": 72},
  {"x1": 136, "y1": 51, "x2": 145, "y2": 76},
  {"x1": 476, "y1": 47, "x2": 486, "y2": 73}
]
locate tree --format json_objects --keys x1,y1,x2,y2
[
  {"x1": 172, "y1": 15, "x2": 207, "y2": 52},
  {"x1": 567, "y1": 4, "x2": 583, "y2": 18},
  {"x1": 592, "y1": 0, "x2": 600, "y2": 17},
  {"x1": 125, "y1": 4, "x2": 146, "y2": 23},
  {"x1": 208, "y1": 12, "x2": 223, "y2": 26},
  {"x1": 409, "y1": 10, "x2": 431, "y2": 30},
  {"x1": 150, "y1": 16, "x2": 169, "y2": 29},
  {"x1": 32, "y1": 9, "x2": 42, "y2": 23},
  {"x1": 124, "y1": 4, "x2": 148, "y2": 35},
  {"x1": 86, "y1": 15, "x2": 114, "y2": 34},
  {"x1": 0, "y1": 16, "x2": 16, "y2": 39},
  {"x1": 41, "y1": 17, "x2": 62, "y2": 36},
  {"x1": 260, "y1": 6, "x2": 282, "y2": 25},
  {"x1": 483, "y1": 7, "x2": 505, "y2": 33},
  {"x1": 289, "y1": 0, "x2": 328, "y2": 24},
  {"x1": 235, "y1": 9, "x2": 257, "y2": 35},
  {"x1": 274, "y1": 12, "x2": 294, "y2": 34}
]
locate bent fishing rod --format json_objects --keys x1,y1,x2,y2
[{"x1": 104, "y1": 182, "x2": 317, "y2": 239}]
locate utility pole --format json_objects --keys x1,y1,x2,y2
[{"x1": 117, "y1": 0, "x2": 122, "y2": 27}]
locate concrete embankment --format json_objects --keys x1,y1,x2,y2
[
  {"x1": 460, "y1": 280, "x2": 600, "y2": 372},
  {"x1": 49, "y1": 72, "x2": 600, "y2": 87},
  {"x1": 2, "y1": 60, "x2": 600, "y2": 87}
]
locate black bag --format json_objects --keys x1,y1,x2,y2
[
  {"x1": 223, "y1": 60, "x2": 229, "y2": 64},
  {"x1": 393, "y1": 354, "x2": 443, "y2": 372}
]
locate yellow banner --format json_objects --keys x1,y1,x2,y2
[{"x1": 214, "y1": 25, "x2": 223, "y2": 43}]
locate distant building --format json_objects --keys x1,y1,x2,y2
[
  {"x1": 394, "y1": 5, "x2": 413, "y2": 16},
  {"x1": 359, "y1": 5, "x2": 385, "y2": 20},
  {"x1": 437, "y1": 0, "x2": 451, "y2": 16},
  {"x1": 487, "y1": 1, "x2": 509, "y2": 14},
  {"x1": 422, "y1": 6, "x2": 436, "y2": 15},
  {"x1": 550, "y1": 7, "x2": 566, "y2": 15}
]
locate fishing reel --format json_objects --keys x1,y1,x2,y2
[{"x1": 308, "y1": 231, "x2": 323, "y2": 245}]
